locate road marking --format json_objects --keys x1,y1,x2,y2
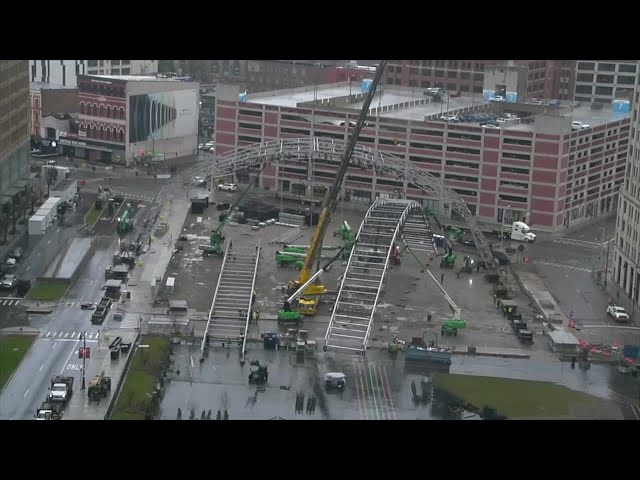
[
  {"x1": 2, "y1": 300, "x2": 6, "y2": 306},
  {"x1": 582, "y1": 325, "x2": 640, "y2": 330},
  {"x1": 47, "y1": 240, "x2": 51, "y2": 245},
  {"x1": 72, "y1": 331, "x2": 76, "y2": 337},
  {"x1": 36, "y1": 252, "x2": 40, "y2": 257},
  {"x1": 23, "y1": 389, "x2": 29, "y2": 398},
  {"x1": 39, "y1": 363, "x2": 44, "y2": 372},
  {"x1": 52, "y1": 342, "x2": 57, "y2": 349},
  {"x1": 51, "y1": 338, "x2": 98, "y2": 343},
  {"x1": 381, "y1": 364, "x2": 397, "y2": 420},
  {"x1": 535, "y1": 260, "x2": 593, "y2": 273},
  {"x1": 26, "y1": 266, "x2": 30, "y2": 271},
  {"x1": 60, "y1": 339, "x2": 81, "y2": 374}
]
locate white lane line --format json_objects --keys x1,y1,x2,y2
[
  {"x1": 26, "y1": 266, "x2": 30, "y2": 271},
  {"x1": 23, "y1": 389, "x2": 29, "y2": 398},
  {"x1": 535, "y1": 260, "x2": 593, "y2": 272},
  {"x1": 52, "y1": 342, "x2": 57, "y2": 349},
  {"x1": 47, "y1": 240, "x2": 51, "y2": 245},
  {"x1": 72, "y1": 331, "x2": 76, "y2": 338},
  {"x1": 52, "y1": 338, "x2": 98, "y2": 343},
  {"x1": 64, "y1": 332, "x2": 69, "y2": 338},
  {"x1": 60, "y1": 339, "x2": 81, "y2": 374},
  {"x1": 37, "y1": 252, "x2": 41, "y2": 257},
  {"x1": 39, "y1": 363, "x2": 44, "y2": 372}
]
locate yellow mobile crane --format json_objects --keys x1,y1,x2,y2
[{"x1": 279, "y1": 60, "x2": 388, "y2": 323}]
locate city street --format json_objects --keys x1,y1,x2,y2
[
  {"x1": 0, "y1": 238, "x2": 117, "y2": 420},
  {"x1": 513, "y1": 215, "x2": 638, "y2": 345}
]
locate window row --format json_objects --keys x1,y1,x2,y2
[
  {"x1": 80, "y1": 125, "x2": 125, "y2": 143},
  {"x1": 79, "y1": 82, "x2": 126, "y2": 97},
  {"x1": 80, "y1": 102, "x2": 126, "y2": 119}
]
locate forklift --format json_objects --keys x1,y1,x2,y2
[{"x1": 248, "y1": 360, "x2": 268, "y2": 384}]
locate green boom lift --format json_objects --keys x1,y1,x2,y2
[
  {"x1": 117, "y1": 203, "x2": 134, "y2": 235},
  {"x1": 208, "y1": 165, "x2": 267, "y2": 257}
]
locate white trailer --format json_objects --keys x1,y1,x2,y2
[
  {"x1": 29, "y1": 215, "x2": 47, "y2": 235},
  {"x1": 508, "y1": 221, "x2": 536, "y2": 242}
]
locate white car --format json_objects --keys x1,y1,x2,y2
[
  {"x1": 440, "y1": 115, "x2": 459, "y2": 122},
  {"x1": 572, "y1": 121, "x2": 591, "y2": 131},
  {"x1": 527, "y1": 100, "x2": 543, "y2": 105},
  {"x1": 607, "y1": 305, "x2": 630, "y2": 322},
  {"x1": 482, "y1": 124, "x2": 500, "y2": 129},
  {"x1": 198, "y1": 143, "x2": 206, "y2": 150},
  {"x1": 217, "y1": 183, "x2": 238, "y2": 192},
  {"x1": 496, "y1": 118, "x2": 509, "y2": 123},
  {"x1": 490, "y1": 96, "x2": 505, "y2": 102}
]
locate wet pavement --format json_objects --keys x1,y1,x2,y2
[{"x1": 159, "y1": 344, "x2": 635, "y2": 420}]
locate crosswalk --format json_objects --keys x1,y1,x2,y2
[
  {"x1": 580, "y1": 325, "x2": 640, "y2": 336},
  {"x1": 534, "y1": 260, "x2": 593, "y2": 273},
  {"x1": 121, "y1": 192, "x2": 157, "y2": 203},
  {"x1": 552, "y1": 238, "x2": 613, "y2": 250},
  {"x1": 114, "y1": 314, "x2": 140, "y2": 329},
  {"x1": 40, "y1": 330, "x2": 100, "y2": 341},
  {"x1": 0, "y1": 298, "x2": 21, "y2": 307}
]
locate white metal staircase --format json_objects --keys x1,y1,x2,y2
[
  {"x1": 324, "y1": 200, "x2": 419, "y2": 353},
  {"x1": 201, "y1": 242, "x2": 260, "y2": 360},
  {"x1": 400, "y1": 207, "x2": 438, "y2": 264}
]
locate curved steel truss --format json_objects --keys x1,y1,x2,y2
[{"x1": 161, "y1": 138, "x2": 495, "y2": 269}]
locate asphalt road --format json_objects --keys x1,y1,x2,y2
[
  {"x1": 514, "y1": 215, "x2": 639, "y2": 344},
  {"x1": 0, "y1": 239, "x2": 117, "y2": 420}
]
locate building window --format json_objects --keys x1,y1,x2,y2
[
  {"x1": 597, "y1": 63, "x2": 616, "y2": 72},
  {"x1": 595, "y1": 86, "x2": 614, "y2": 96},
  {"x1": 596, "y1": 74, "x2": 614, "y2": 84},
  {"x1": 421, "y1": 80, "x2": 430, "y2": 88},
  {"x1": 619, "y1": 64, "x2": 637, "y2": 73},
  {"x1": 87, "y1": 60, "x2": 98, "y2": 67},
  {"x1": 576, "y1": 73, "x2": 594, "y2": 82},
  {"x1": 121, "y1": 68, "x2": 130, "y2": 75},
  {"x1": 578, "y1": 62, "x2": 595, "y2": 71}
]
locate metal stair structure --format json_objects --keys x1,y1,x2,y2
[
  {"x1": 400, "y1": 207, "x2": 438, "y2": 264},
  {"x1": 201, "y1": 242, "x2": 261, "y2": 361},
  {"x1": 324, "y1": 200, "x2": 419, "y2": 354}
]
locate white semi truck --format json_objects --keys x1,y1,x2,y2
[{"x1": 503, "y1": 221, "x2": 536, "y2": 242}]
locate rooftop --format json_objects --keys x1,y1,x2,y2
[
  {"x1": 249, "y1": 84, "x2": 420, "y2": 109},
  {"x1": 30, "y1": 82, "x2": 77, "y2": 90},
  {"x1": 89, "y1": 75, "x2": 178, "y2": 82},
  {"x1": 382, "y1": 95, "x2": 490, "y2": 121}
]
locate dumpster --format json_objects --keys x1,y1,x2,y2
[{"x1": 110, "y1": 347, "x2": 121, "y2": 360}]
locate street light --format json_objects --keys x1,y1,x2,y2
[
  {"x1": 80, "y1": 331, "x2": 87, "y2": 390},
  {"x1": 500, "y1": 205, "x2": 512, "y2": 250}
]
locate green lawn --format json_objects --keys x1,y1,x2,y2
[
  {"x1": 432, "y1": 373, "x2": 599, "y2": 419},
  {"x1": 111, "y1": 336, "x2": 171, "y2": 420},
  {"x1": 25, "y1": 282, "x2": 69, "y2": 301},
  {"x1": 0, "y1": 336, "x2": 36, "y2": 391},
  {"x1": 85, "y1": 206, "x2": 104, "y2": 227}
]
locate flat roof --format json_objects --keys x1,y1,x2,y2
[
  {"x1": 548, "y1": 330, "x2": 580, "y2": 345},
  {"x1": 382, "y1": 95, "x2": 490, "y2": 121},
  {"x1": 30, "y1": 82, "x2": 77, "y2": 90},
  {"x1": 89, "y1": 75, "x2": 177, "y2": 82},
  {"x1": 249, "y1": 84, "x2": 418, "y2": 109},
  {"x1": 504, "y1": 105, "x2": 630, "y2": 132}
]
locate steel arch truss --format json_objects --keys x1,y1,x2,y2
[
  {"x1": 324, "y1": 199, "x2": 418, "y2": 353},
  {"x1": 166, "y1": 138, "x2": 496, "y2": 269}
]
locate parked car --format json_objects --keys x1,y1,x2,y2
[
  {"x1": 80, "y1": 302, "x2": 96, "y2": 310},
  {"x1": 440, "y1": 115, "x2": 459, "y2": 122},
  {"x1": 11, "y1": 247, "x2": 23, "y2": 262},
  {"x1": 198, "y1": 143, "x2": 206, "y2": 151},
  {"x1": 1, "y1": 274, "x2": 17, "y2": 289},
  {"x1": 572, "y1": 121, "x2": 591, "y2": 131},
  {"x1": 217, "y1": 183, "x2": 238, "y2": 192},
  {"x1": 490, "y1": 96, "x2": 505, "y2": 102}
]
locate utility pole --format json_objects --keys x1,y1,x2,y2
[
  {"x1": 604, "y1": 235, "x2": 610, "y2": 286},
  {"x1": 81, "y1": 331, "x2": 87, "y2": 390}
]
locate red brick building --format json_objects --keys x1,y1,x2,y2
[
  {"x1": 385, "y1": 60, "x2": 570, "y2": 100},
  {"x1": 214, "y1": 83, "x2": 630, "y2": 232}
]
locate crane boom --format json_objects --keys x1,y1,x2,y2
[{"x1": 294, "y1": 60, "x2": 388, "y2": 286}]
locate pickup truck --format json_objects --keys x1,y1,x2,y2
[
  {"x1": 48, "y1": 375, "x2": 74, "y2": 404},
  {"x1": 607, "y1": 305, "x2": 630, "y2": 323},
  {"x1": 511, "y1": 320, "x2": 534, "y2": 344}
]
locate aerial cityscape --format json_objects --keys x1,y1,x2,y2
[{"x1": 0, "y1": 59, "x2": 638, "y2": 420}]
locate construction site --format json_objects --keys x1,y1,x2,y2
[{"x1": 141, "y1": 62, "x2": 573, "y2": 420}]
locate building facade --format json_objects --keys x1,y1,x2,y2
[
  {"x1": 613, "y1": 61, "x2": 640, "y2": 309},
  {"x1": 214, "y1": 82, "x2": 630, "y2": 233},
  {"x1": 30, "y1": 60, "x2": 158, "y2": 87},
  {"x1": 29, "y1": 83, "x2": 78, "y2": 137},
  {"x1": 574, "y1": 60, "x2": 638, "y2": 105},
  {"x1": 385, "y1": 60, "x2": 563, "y2": 100},
  {"x1": 63, "y1": 75, "x2": 198, "y2": 164},
  {"x1": 0, "y1": 60, "x2": 31, "y2": 205}
]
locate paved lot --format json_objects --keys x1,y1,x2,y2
[{"x1": 157, "y1": 192, "x2": 552, "y2": 358}]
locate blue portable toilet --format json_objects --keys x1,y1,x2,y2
[
  {"x1": 361, "y1": 79, "x2": 373, "y2": 93},
  {"x1": 613, "y1": 100, "x2": 630, "y2": 113},
  {"x1": 239, "y1": 91, "x2": 248, "y2": 103}
]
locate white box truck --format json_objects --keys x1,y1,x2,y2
[
  {"x1": 505, "y1": 221, "x2": 536, "y2": 242},
  {"x1": 29, "y1": 215, "x2": 47, "y2": 235}
]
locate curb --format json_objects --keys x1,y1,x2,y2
[
  {"x1": 0, "y1": 332, "x2": 39, "y2": 396},
  {"x1": 103, "y1": 330, "x2": 141, "y2": 420}
]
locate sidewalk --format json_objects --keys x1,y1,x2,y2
[
  {"x1": 63, "y1": 328, "x2": 139, "y2": 420},
  {"x1": 117, "y1": 197, "x2": 190, "y2": 321}
]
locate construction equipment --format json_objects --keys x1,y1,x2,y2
[
  {"x1": 248, "y1": 360, "x2": 268, "y2": 384},
  {"x1": 87, "y1": 371, "x2": 112, "y2": 403},
  {"x1": 442, "y1": 319, "x2": 467, "y2": 336},
  {"x1": 282, "y1": 60, "x2": 388, "y2": 318},
  {"x1": 91, "y1": 297, "x2": 112, "y2": 325},
  {"x1": 208, "y1": 164, "x2": 267, "y2": 257},
  {"x1": 443, "y1": 225, "x2": 464, "y2": 243},
  {"x1": 456, "y1": 255, "x2": 475, "y2": 276},
  {"x1": 324, "y1": 372, "x2": 346, "y2": 390},
  {"x1": 440, "y1": 253, "x2": 456, "y2": 269},
  {"x1": 117, "y1": 203, "x2": 134, "y2": 235},
  {"x1": 275, "y1": 252, "x2": 305, "y2": 270},
  {"x1": 337, "y1": 221, "x2": 356, "y2": 258},
  {"x1": 277, "y1": 248, "x2": 345, "y2": 324},
  {"x1": 47, "y1": 375, "x2": 74, "y2": 404}
]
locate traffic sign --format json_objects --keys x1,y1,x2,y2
[{"x1": 79, "y1": 347, "x2": 91, "y2": 359}]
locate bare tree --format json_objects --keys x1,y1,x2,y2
[{"x1": 0, "y1": 210, "x2": 8, "y2": 245}]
